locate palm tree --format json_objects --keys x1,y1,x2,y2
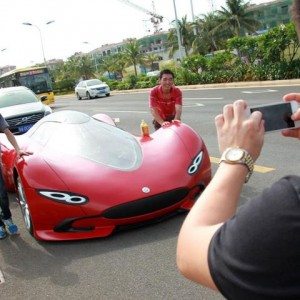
[
  {"x1": 177, "y1": 16, "x2": 194, "y2": 56},
  {"x1": 123, "y1": 39, "x2": 144, "y2": 76},
  {"x1": 166, "y1": 28, "x2": 178, "y2": 58},
  {"x1": 142, "y1": 53, "x2": 160, "y2": 71},
  {"x1": 98, "y1": 55, "x2": 116, "y2": 79},
  {"x1": 192, "y1": 12, "x2": 223, "y2": 54},
  {"x1": 215, "y1": 0, "x2": 260, "y2": 37},
  {"x1": 166, "y1": 16, "x2": 194, "y2": 58}
]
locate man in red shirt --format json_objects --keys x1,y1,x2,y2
[{"x1": 149, "y1": 69, "x2": 183, "y2": 130}]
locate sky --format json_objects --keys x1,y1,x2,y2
[{"x1": 0, "y1": 0, "x2": 273, "y2": 68}]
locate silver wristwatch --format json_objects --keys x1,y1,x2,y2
[{"x1": 220, "y1": 147, "x2": 254, "y2": 183}]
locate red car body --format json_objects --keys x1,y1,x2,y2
[{"x1": 1, "y1": 111, "x2": 211, "y2": 241}]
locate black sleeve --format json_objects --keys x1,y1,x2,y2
[{"x1": 208, "y1": 176, "x2": 300, "y2": 300}]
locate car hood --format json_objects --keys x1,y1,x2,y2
[{"x1": 0, "y1": 102, "x2": 47, "y2": 118}]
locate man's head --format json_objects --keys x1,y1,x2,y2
[
  {"x1": 159, "y1": 69, "x2": 175, "y2": 92},
  {"x1": 159, "y1": 69, "x2": 175, "y2": 80},
  {"x1": 292, "y1": 0, "x2": 300, "y2": 39}
]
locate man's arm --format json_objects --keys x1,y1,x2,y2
[
  {"x1": 3, "y1": 128, "x2": 32, "y2": 158},
  {"x1": 150, "y1": 107, "x2": 165, "y2": 126},
  {"x1": 177, "y1": 100, "x2": 264, "y2": 288},
  {"x1": 174, "y1": 104, "x2": 182, "y2": 121}
]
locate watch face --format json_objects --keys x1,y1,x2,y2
[{"x1": 225, "y1": 148, "x2": 244, "y2": 161}]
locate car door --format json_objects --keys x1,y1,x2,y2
[{"x1": 77, "y1": 82, "x2": 85, "y2": 97}]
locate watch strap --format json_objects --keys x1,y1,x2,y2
[{"x1": 220, "y1": 147, "x2": 254, "y2": 183}]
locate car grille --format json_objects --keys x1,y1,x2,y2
[
  {"x1": 6, "y1": 113, "x2": 44, "y2": 134},
  {"x1": 102, "y1": 188, "x2": 189, "y2": 219}
]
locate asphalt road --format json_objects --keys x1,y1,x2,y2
[{"x1": 1, "y1": 84, "x2": 299, "y2": 300}]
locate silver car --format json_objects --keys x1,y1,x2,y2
[
  {"x1": 0, "y1": 86, "x2": 52, "y2": 134},
  {"x1": 75, "y1": 79, "x2": 110, "y2": 100}
]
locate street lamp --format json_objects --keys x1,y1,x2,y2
[
  {"x1": 172, "y1": 0, "x2": 185, "y2": 60},
  {"x1": 82, "y1": 41, "x2": 98, "y2": 71},
  {"x1": 22, "y1": 20, "x2": 55, "y2": 66},
  {"x1": 190, "y1": 0, "x2": 197, "y2": 35}
]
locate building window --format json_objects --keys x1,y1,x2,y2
[{"x1": 281, "y1": 5, "x2": 288, "y2": 14}]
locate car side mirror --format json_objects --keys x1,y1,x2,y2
[{"x1": 40, "y1": 96, "x2": 48, "y2": 102}]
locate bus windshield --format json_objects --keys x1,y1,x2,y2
[
  {"x1": 0, "y1": 67, "x2": 55, "y2": 105},
  {"x1": 18, "y1": 70, "x2": 52, "y2": 94}
]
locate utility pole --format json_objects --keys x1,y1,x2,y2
[
  {"x1": 190, "y1": 0, "x2": 197, "y2": 35},
  {"x1": 172, "y1": 0, "x2": 185, "y2": 60}
]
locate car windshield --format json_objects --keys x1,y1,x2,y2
[
  {"x1": 31, "y1": 113, "x2": 142, "y2": 171},
  {"x1": 86, "y1": 79, "x2": 102, "y2": 86},
  {"x1": 0, "y1": 89, "x2": 38, "y2": 108}
]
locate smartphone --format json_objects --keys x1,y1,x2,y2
[{"x1": 247, "y1": 101, "x2": 300, "y2": 132}]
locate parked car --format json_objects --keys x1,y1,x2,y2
[
  {"x1": 75, "y1": 79, "x2": 110, "y2": 100},
  {"x1": 0, "y1": 86, "x2": 52, "y2": 134},
  {"x1": 0, "y1": 110, "x2": 211, "y2": 241}
]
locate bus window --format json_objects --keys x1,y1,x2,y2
[{"x1": 0, "y1": 66, "x2": 55, "y2": 105}]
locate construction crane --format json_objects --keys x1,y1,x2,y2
[{"x1": 117, "y1": 0, "x2": 163, "y2": 34}]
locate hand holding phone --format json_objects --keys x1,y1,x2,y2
[{"x1": 246, "y1": 101, "x2": 300, "y2": 132}]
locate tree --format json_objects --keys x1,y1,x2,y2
[
  {"x1": 142, "y1": 53, "x2": 160, "y2": 71},
  {"x1": 192, "y1": 12, "x2": 225, "y2": 54},
  {"x1": 166, "y1": 28, "x2": 178, "y2": 58},
  {"x1": 215, "y1": 0, "x2": 260, "y2": 37},
  {"x1": 177, "y1": 15, "x2": 194, "y2": 56},
  {"x1": 123, "y1": 39, "x2": 144, "y2": 76}
]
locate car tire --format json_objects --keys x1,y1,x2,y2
[
  {"x1": 16, "y1": 176, "x2": 33, "y2": 235},
  {"x1": 86, "y1": 92, "x2": 91, "y2": 99},
  {"x1": 106, "y1": 93, "x2": 110, "y2": 97},
  {"x1": 76, "y1": 93, "x2": 82, "y2": 100}
]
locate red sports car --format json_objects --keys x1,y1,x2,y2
[{"x1": 1, "y1": 110, "x2": 211, "y2": 241}]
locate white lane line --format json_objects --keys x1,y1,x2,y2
[
  {"x1": 0, "y1": 269, "x2": 5, "y2": 284},
  {"x1": 242, "y1": 89, "x2": 278, "y2": 94},
  {"x1": 95, "y1": 110, "x2": 148, "y2": 114},
  {"x1": 185, "y1": 97, "x2": 223, "y2": 100},
  {"x1": 184, "y1": 103, "x2": 205, "y2": 108}
]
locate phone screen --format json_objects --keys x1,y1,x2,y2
[{"x1": 250, "y1": 102, "x2": 295, "y2": 132}]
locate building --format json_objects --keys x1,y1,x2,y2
[{"x1": 247, "y1": 0, "x2": 293, "y2": 32}]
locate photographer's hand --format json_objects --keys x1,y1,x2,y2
[
  {"x1": 215, "y1": 99, "x2": 264, "y2": 161},
  {"x1": 282, "y1": 93, "x2": 300, "y2": 139}
]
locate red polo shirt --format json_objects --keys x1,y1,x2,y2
[{"x1": 149, "y1": 85, "x2": 182, "y2": 120}]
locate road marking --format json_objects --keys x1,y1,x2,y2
[
  {"x1": 242, "y1": 89, "x2": 278, "y2": 94},
  {"x1": 0, "y1": 269, "x2": 5, "y2": 284},
  {"x1": 210, "y1": 156, "x2": 275, "y2": 173},
  {"x1": 185, "y1": 97, "x2": 223, "y2": 100},
  {"x1": 93, "y1": 110, "x2": 148, "y2": 114},
  {"x1": 184, "y1": 103, "x2": 205, "y2": 108}
]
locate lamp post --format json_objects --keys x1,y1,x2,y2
[
  {"x1": 82, "y1": 41, "x2": 98, "y2": 72},
  {"x1": 172, "y1": 0, "x2": 185, "y2": 60},
  {"x1": 22, "y1": 20, "x2": 55, "y2": 66},
  {"x1": 190, "y1": 0, "x2": 197, "y2": 35}
]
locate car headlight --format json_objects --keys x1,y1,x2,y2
[
  {"x1": 38, "y1": 190, "x2": 89, "y2": 205},
  {"x1": 188, "y1": 151, "x2": 203, "y2": 175},
  {"x1": 44, "y1": 106, "x2": 52, "y2": 116}
]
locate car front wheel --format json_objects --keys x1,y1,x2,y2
[
  {"x1": 16, "y1": 177, "x2": 33, "y2": 235},
  {"x1": 106, "y1": 93, "x2": 110, "y2": 97},
  {"x1": 76, "y1": 92, "x2": 82, "y2": 100},
  {"x1": 86, "y1": 92, "x2": 91, "y2": 99}
]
